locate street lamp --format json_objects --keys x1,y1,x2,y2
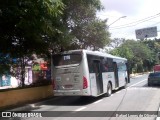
[{"x1": 108, "y1": 16, "x2": 126, "y2": 28}]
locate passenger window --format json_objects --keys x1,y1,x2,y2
[
  {"x1": 87, "y1": 55, "x2": 94, "y2": 73},
  {"x1": 100, "y1": 58, "x2": 113, "y2": 72}
]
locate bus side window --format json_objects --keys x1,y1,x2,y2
[
  {"x1": 99, "y1": 58, "x2": 115, "y2": 72},
  {"x1": 88, "y1": 61, "x2": 94, "y2": 73},
  {"x1": 117, "y1": 62, "x2": 126, "y2": 71},
  {"x1": 104, "y1": 58, "x2": 113, "y2": 72},
  {"x1": 87, "y1": 55, "x2": 94, "y2": 73},
  {"x1": 100, "y1": 58, "x2": 108, "y2": 72}
]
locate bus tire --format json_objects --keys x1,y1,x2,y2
[{"x1": 105, "y1": 82, "x2": 112, "y2": 97}]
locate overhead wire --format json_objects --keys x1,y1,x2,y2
[
  {"x1": 152, "y1": 21, "x2": 160, "y2": 26},
  {"x1": 110, "y1": 13, "x2": 160, "y2": 28},
  {"x1": 108, "y1": 88, "x2": 128, "y2": 120},
  {"x1": 109, "y1": 13, "x2": 160, "y2": 30}
]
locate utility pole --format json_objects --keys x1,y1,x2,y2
[{"x1": 108, "y1": 16, "x2": 127, "y2": 28}]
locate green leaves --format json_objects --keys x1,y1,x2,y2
[
  {"x1": 43, "y1": 0, "x2": 64, "y2": 17},
  {"x1": 0, "y1": 0, "x2": 107, "y2": 79},
  {"x1": 0, "y1": 0, "x2": 65, "y2": 85},
  {"x1": 61, "y1": 0, "x2": 110, "y2": 51},
  {"x1": 0, "y1": 0, "x2": 64, "y2": 54},
  {"x1": 110, "y1": 40, "x2": 154, "y2": 73},
  {"x1": 143, "y1": 38, "x2": 160, "y2": 64}
]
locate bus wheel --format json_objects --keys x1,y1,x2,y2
[{"x1": 105, "y1": 82, "x2": 112, "y2": 97}]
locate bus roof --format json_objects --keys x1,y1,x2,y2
[{"x1": 61, "y1": 49, "x2": 127, "y2": 61}]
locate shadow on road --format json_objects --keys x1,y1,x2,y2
[
  {"x1": 38, "y1": 95, "x2": 104, "y2": 106},
  {"x1": 36, "y1": 88, "x2": 127, "y2": 107},
  {"x1": 129, "y1": 83, "x2": 160, "y2": 88}
]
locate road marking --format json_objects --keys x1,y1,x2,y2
[
  {"x1": 93, "y1": 99, "x2": 103, "y2": 104},
  {"x1": 134, "y1": 75, "x2": 143, "y2": 78},
  {"x1": 116, "y1": 91, "x2": 120, "y2": 94},
  {"x1": 74, "y1": 107, "x2": 86, "y2": 111},
  {"x1": 128, "y1": 87, "x2": 159, "y2": 90},
  {"x1": 128, "y1": 79, "x2": 147, "y2": 88},
  {"x1": 156, "y1": 105, "x2": 160, "y2": 120},
  {"x1": 156, "y1": 117, "x2": 160, "y2": 120}
]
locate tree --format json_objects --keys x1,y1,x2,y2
[
  {"x1": 0, "y1": 0, "x2": 110, "y2": 86},
  {"x1": 110, "y1": 40, "x2": 154, "y2": 73},
  {"x1": 143, "y1": 38, "x2": 160, "y2": 64},
  {"x1": 59, "y1": 0, "x2": 110, "y2": 51},
  {"x1": 71, "y1": 18, "x2": 110, "y2": 50},
  {"x1": 0, "y1": 53, "x2": 11, "y2": 74},
  {"x1": 108, "y1": 38, "x2": 125, "y2": 49},
  {"x1": 110, "y1": 45, "x2": 134, "y2": 60},
  {"x1": 0, "y1": 0, "x2": 64, "y2": 86}
]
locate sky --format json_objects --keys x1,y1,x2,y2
[{"x1": 97, "y1": 0, "x2": 160, "y2": 39}]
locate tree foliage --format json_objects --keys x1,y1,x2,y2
[
  {"x1": 108, "y1": 38, "x2": 125, "y2": 49},
  {"x1": 59, "y1": 0, "x2": 110, "y2": 51},
  {"x1": 0, "y1": 0, "x2": 64, "y2": 86},
  {"x1": 0, "y1": 0, "x2": 64, "y2": 55},
  {"x1": 0, "y1": 0, "x2": 110, "y2": 86},
  {"x1": 143, "y1": 38, "x2": 160, "y2": 64},
  {"x1": 110, "y1": 40, "x2": 154, "y2": 73}
]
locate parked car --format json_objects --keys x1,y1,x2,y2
[{"x1": 148, "y1": 72, "x2": 160, "y2": 86}]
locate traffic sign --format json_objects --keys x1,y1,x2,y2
[{"x1": 135, "y1": 26, "x2": 157, "y2": 39}]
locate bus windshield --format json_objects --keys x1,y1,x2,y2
[{"x1": 53, "y1": 53, "x2": 82, "y2": 66}]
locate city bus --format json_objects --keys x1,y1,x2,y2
[{"x1": 51, "y1": 49, "x2": 130, "y2": 97}]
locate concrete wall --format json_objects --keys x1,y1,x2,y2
[{"x1": 0, "y1": 85, "x2": 53, "y2": 109}]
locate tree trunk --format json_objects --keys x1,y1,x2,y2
[{"x1": 20, "y1": 57, "x2": 25, "y2": 87}]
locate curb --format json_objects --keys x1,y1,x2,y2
[
  {"x1": 156, "y1": 103, "x2": 160, "y2": 120},
  {"x1": 130, "y1": 73, "x2": 149, "y2": 78},
  {"x1": 4, "y1": 96, "x2": 57, "y2": 112}
]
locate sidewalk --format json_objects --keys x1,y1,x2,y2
[
  {"x1": 130, "y1": 72, "x2": 149, "y2": 78},
  {"x1": 1, "y1": 73, "x2": 149, "y2": 111},
  {"x1": 2, "y1": 95, "x2": 56, "y2": 112},
  {"x1": 0, "y1": 86, "x2": 12, "y2": 90},
  {"x1": 0, "y1": 84, "x2": 53, "y2": 111}
]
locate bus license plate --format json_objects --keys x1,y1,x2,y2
[{"x1": 65, "y1": 85, "x2": 73, "y2": 89}]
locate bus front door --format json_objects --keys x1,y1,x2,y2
[
  {"x1": 113, "y1": 62, "x2": 119, "y2": 88},
  {"x1": 93, "y1": 60, "x2": 103, "y2": 95}
]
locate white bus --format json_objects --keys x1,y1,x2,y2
[{"x1": 51, "y1": 49, "x2": 130, "y2": 97}]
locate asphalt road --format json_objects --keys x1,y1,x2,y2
[{"x1": 3, "y1": 73, "x2": 160, "y2": 120}]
